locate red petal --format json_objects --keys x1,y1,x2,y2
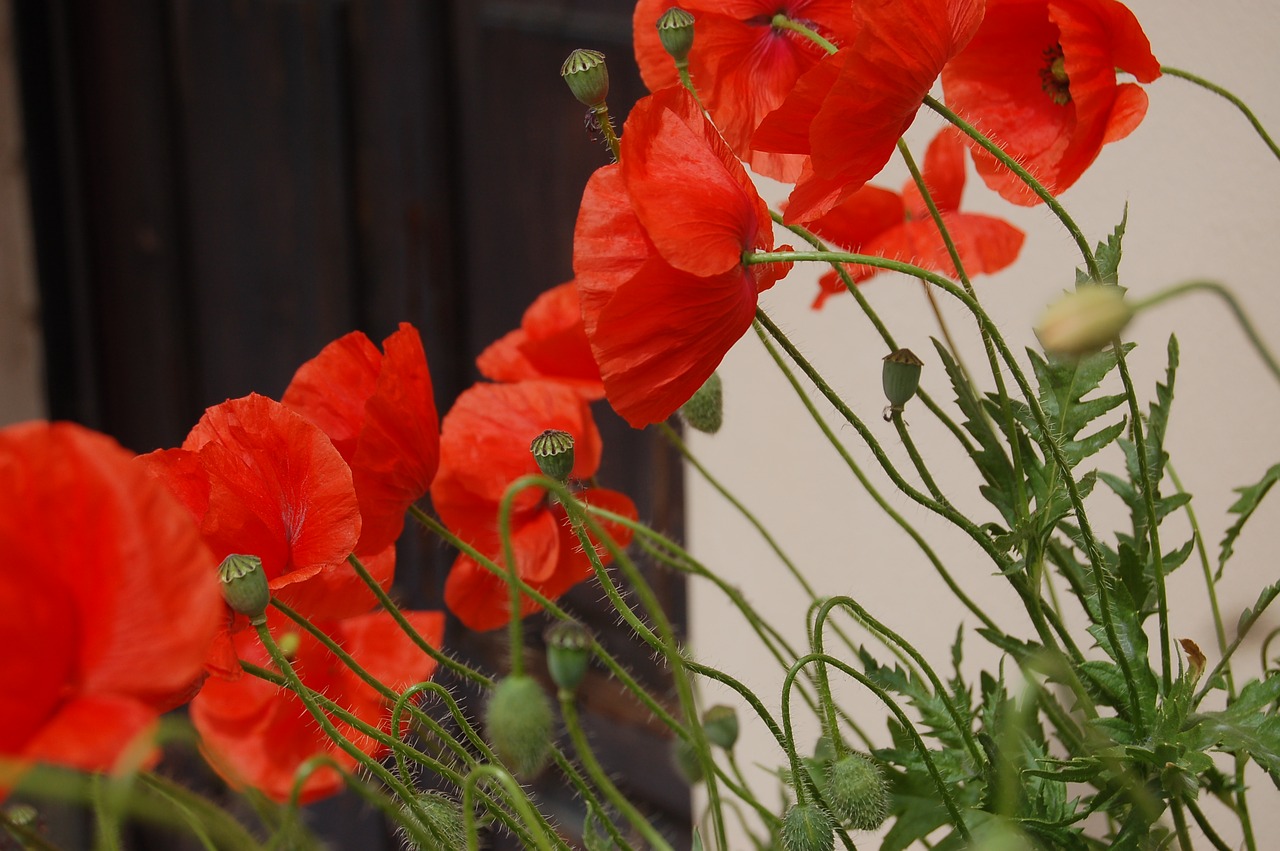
[
  {"x1": 185, "y1": 394, "x2": 361, "y2": 587},
  {"x1": 281, "y1": 332, "x2": 382, "y2": 462},
  {"x1": 476, "y1": 282, "x2": 604, "y2": 398},
  {"x1": 903, "y1": 127, "x2": 968, "y2": 214},
  {"x1": 622, "y1": 87, "x2": 769, "y2": 278},
  {"x1": 590, "y1": 257, "x2": 759, "y2": 428}
]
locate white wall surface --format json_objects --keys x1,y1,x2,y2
[{"x1": 687, "y1": 1, "x2": 1280, "y2": 846}]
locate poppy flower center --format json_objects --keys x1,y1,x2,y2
[{"x1": 1039, "y1": 44, "x2": 1071, "y2": 106}]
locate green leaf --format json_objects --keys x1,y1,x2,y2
[
  {"x1": 1076, "y1": 205, "x2": 1128, "y2": 286},
  {"x1": 1218, "y1": 462, "x2": 1280, "y2": 579},
  {"x1": 1180, "y1": 674, "x2": 1280, "y2": 785}
]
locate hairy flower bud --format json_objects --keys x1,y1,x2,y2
[
  {"x1": 701, "y1": 704, "x2": 739, "y2": 750},
  {"x1": 671, "y1": 736, "x2": 704, "y2": 784},
  {"x1": 680, "y1": 372, "x2": 723, "y2": 434},
  {"x1": 827, "y1": 753, "x2": 888, "y2": 830},
  {"x1": 485, "y1": 675, "x2": 554, "y2": 777},
  {"x1": 217, "y1": 553, "x2": 269, "y2": 624},
  {"x1": 882, "y1": 348, "x2": 923, "y2": 417},
  {"x1": 530, "y1": 429, "x2": 576, "y2": 483},
  {"x1": 397, "y1": 792, "x2": 465, "y2": 850},
  {"x1": 545, "y1": 620, "x2": 593, "y2": 693},
  {"x1": 561, "y1": 49, "x2": 610, "y2": 108},
  {"x1": 582, "y1": 809, "x2": 619, "y2": 851},
  {"x1": 1035, "y1": 284, "x2": 1133, "y2": 356},
  {"x1": 781, "y1": 803, "x2": 835, "y2": 851},
  {"x1": 656, "y1": 8, "x2": 696, "y2": 66}
]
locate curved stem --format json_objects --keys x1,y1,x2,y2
[
  {"x1": 1132, "y1": 279, "x2": 1280, "y2": 387},
  {"x1": 1160, "y1": 66, "x2": 1280, "y2": 163},
  {"x1": 462, "y1": 766, "x2": 556, "y2": 851}
]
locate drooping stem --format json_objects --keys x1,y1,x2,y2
[{"x1": 1160, "y1": 66, "x2": 1280, "y2": 163}]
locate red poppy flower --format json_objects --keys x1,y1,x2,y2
[
  {"x1": 805, "y1": 128, "x2": 1025, "y2": 308},
  {"x1": 476, "y1": 282, "x2": 605, "y2": 399},
  {"x1": 941, "y1": 0, "x2": 1159, "y2": 204},
  {"x1": 431, "y1": 381, "x2": 637, "y2": 631},
  {"x1": 143, "y1": 394, "x2": 371, "y2": 673},
  {"x1": 632, "y1": 0, "x2": 859, "y2": 181},
  {"x1": 0, "y1": 422, "x2": 220, "y2": 793},
  {"x1": 191, "y1": 607, "x2": 444, "y2": 804},
  {"x1": 753, "y1": 0, "x2": 985, "y2": 223},
  {"x1": 573, "y1": 85, "x2": 790, "y2": 428},
  {"x1": 283, "y1": 323, "x2": 439, "y2": 555}
]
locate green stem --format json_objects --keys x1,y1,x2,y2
[
  {"x1": 560, "y1": 693, "x2": 676, "y2": 851},
  {"x1": 1131, "y1": 279, "x2": 1280, "y2": 387},
  {"x1": 1160, "y1": 66, "x2": 1280, "y2": 163},
  {"x1": 923, "y1": 95, "x2": 1101, "y2": 281},
  {"x1": 750, "y1": 323, "x2": 1004, "y2": 634},
  {"x1": 591, "y1": 103, "x2": 621, "y2": 162},
  {"x1": 770, "y1": 14, "x2": 837, "y2": 54},
  {"x1": 815, "y1": 597, "x2": 985, "y2": 767},
  {"x1": 1183, "y1": 798, "x2": 1237, "y2": 851},
  {"x1": 462, "y1": 766, "x2": 556, "y2": 851},
  {"x1": 1113, "y1": 343, "x2": 1170, "y2": 694},
  {"x1": 893, "y1": 411, "x2": 951, "y2": 507},
  {"x1": 786, "y1": 654, "x2": 972, "y2": 843}
]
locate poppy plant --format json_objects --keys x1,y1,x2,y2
[
  {"x1": 282, "y1": 323, "x2": 440, "y2": 556},
  {"x1": 753, "y1": 0, "x2": 985, "y2": 224},
  {"x1": 191, "y1": 607, "x2": 445, "y2": 804},
  {"x1": 941, "y1": 0, "x2": 1160, "y2": 204},
  {"x1": 430, "y1": 381, "x2": 637, "y2": 631},
  {"x1": 632, "y1": 0, "x2": 859, "y2": 181},
  {"x1": 0, "y1": 422, "x2": 221, "y2": 793},
  {"x1": 805, "y1": 128, "x2": 1025, "y2": 308},
  {"x1": 573, "y1": 85, "x2": 790, "y2": 428},
  {"x1": 476, "y1": 281, "x2": 605, "y2": 399}
]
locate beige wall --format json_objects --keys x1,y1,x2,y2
[
  {"x1": 0, "y1": 0, "x2": 44, "y2": 427},
  {"x1": 688, "y1": 1, "x2": 1280, "y2": 846}
]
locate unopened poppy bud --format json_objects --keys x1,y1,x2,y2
[
  {"x1": 398, "y1": 792, "x2": 465, "y2": 850},
  {"x1": 882, "y1": 348, "x2": 923, "y2": 417},
  {"x1": 1035, "y1": 284, "x2": 1133, "y2": 356},
  {"x1": 781, "y1": 803, "x2": 835, "y2": 851},
  {"x1": 561, "y1": 49, "x2": 610, "y2": 108},
  {"x1": 656, "y1": 8, "x2": 696, "y2": 66},
  {"x1": 217, "y1": 554, "x2": 269, "y2": 624},
  {"x1": 701, "y1": 704, "x2": 739, "y2": 750},
  {"x1": 530, "y1": 429, "x2": 575, "y2": 483},
  {"x1": 680, "y1": 372, "x2": 723, "y2": 433},
  {"x1": 485, "y1": 675, "x2": 554, "y2": 777},
  {"x1": 671, "y1": 736, "x2": 704, "y2": 784},
  {"x1": 545, "y1": 620, "x2": 592, "y2": 693},
  {"x1": 826, "y1": 753, "x2": 888, "y2": 830}
]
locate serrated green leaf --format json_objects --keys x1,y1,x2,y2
[
  {"x1": 1180, "y1": 674, "x2": 1280, "y2": 784},
  {"x1": 1218, "y1": 462, "x2": 1280, "y2": 579},
  {"x1": 1076, "y1": 205, "x2": 1128, "y2": 285}
]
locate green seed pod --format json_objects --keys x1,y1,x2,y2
[
  {"x1": 780, "y1": 803, "x2": 835, "y2": 851},
  {"x1": 217, "y1": 553, "x2": 269, "y2": 624},
  {"x1": 701, "y1": 704, "x2": 739, "y2": 750},
  {"x1": 680, "y1": 371, "x2": 723, "y2": 434},
  {"x1": 671, "y1": 736, "x2": 705, "y2": 784},
  {"x1": 485, "y1": 675, "x2": 554, "y2": 778},
  {"x1": 656, "y1": 7, "x2": 696, "y2": 66},
  {"x1": 561, "y1": 49, "x2": 610, "y2": 108},
  {"x1": 545, "y1": 620, "x2": 593, "y2": 693},
  {"x1": 881, "y1": 348, "x2": 923, "y2": 415},
  {"x1": 530, "y1": 428, "x2": 576, "y2": 483},
  {"x1": 826, "y1": 753, "x2": 888, "y2": 831}
]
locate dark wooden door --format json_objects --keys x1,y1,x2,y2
[{"x1": 14, "y1": 0, "x2": 688, "y2": 847}]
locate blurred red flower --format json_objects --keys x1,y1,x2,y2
[
  {"x1": 191, "y1": 607, "x2": 444, "y2": 804},
  {"x1": 942, "y1": 0, "x2": 1160, "y2": 204},
  {"x1": 431, "y1": 381, "x2": 637, "y2": 631},
  {"x1": 283, "y1": 323, "x2": 440, "y2": 555},
  {"x1": 574, "y1": 86, "x2": 789, "y2": 428},
  {"x1": 0, "y1": 422, "x2": 221, "y2": 793},
  {"x1": 632, "y1": 0, "x2": 858, "y2": 181},
  {"x1": 805, "y1": 128, "x2": 1025, "y2": 308},
  {"x1": 753, "y1": 0, "x2": 985, "y2": 223},
  {"x1": 476, "y1": 282, "x2": 605, "y2": 399}
]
